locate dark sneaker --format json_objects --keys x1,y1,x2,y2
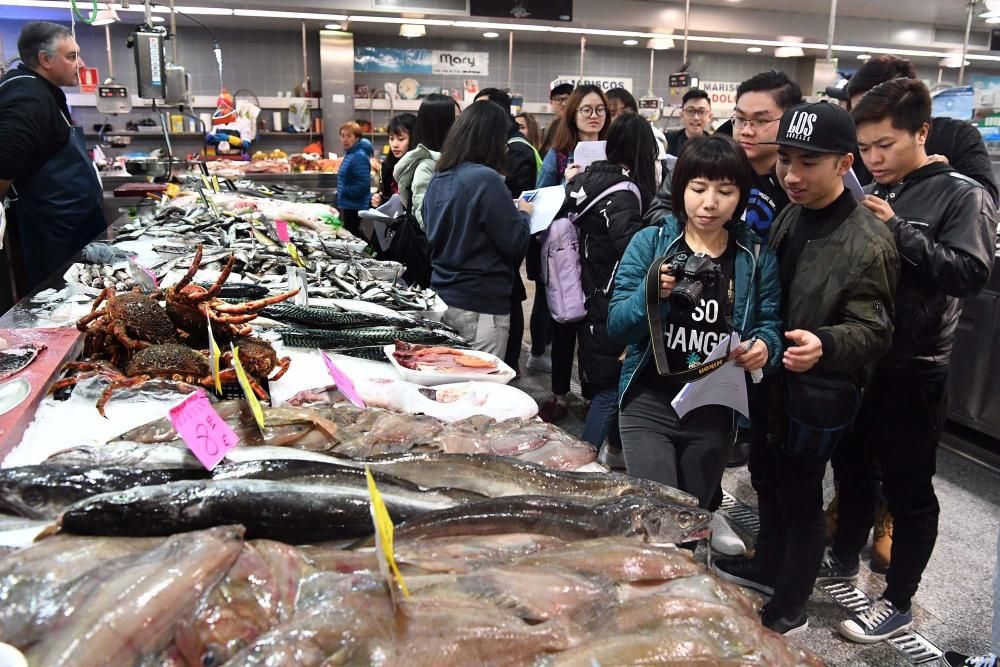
[
  {"x1": 816, "y1": 548, "x2": 860, "y2": 582},
  {"x1": 761, "y1": 603, "x2": 809, "y2": 636},
  {"x1": 537, "y1": 397, "x2": 568, "y2": 423},
  {"x1": 940, "y1": 652, "x2": 997, "y2": 667},
  {"x1": 838, "y1": 598, "x2": 913, "y2": 644},
  {"x1": 711, "y1": 557, "x2": 775, "y2": 596}
]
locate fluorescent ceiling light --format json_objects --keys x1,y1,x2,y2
[
  {"x1": 399, "y1": 23, "x2": 426, "y2": 38},
  {"x1": 325, "y1": 23, "x2": 347, "y2": 30},
  {"x1": 647, "y1": 38, "x2": 674, "y2": 50},
  {"x1": 940, "y1": 56, "x2": 970, "y2": 68},
  {"x1": 551, "y1": 26, "x2": 649, "y2": 37},
  {"x1": 857, "y1": 53, "x2": 871, "y2": 60},
  {"x1": 453, "y1": 20, "x2": 550, "y2": 31},
  {"x1": 775, "y1": 46, "x2": 804, "y2": 57},
  {"x1": 483, "y1": 31, "x2": 500, "y2": 38},
  {"x1": 233, "y1": 9, "x2": 347, "y2": 20},
  {"x1": 623, "y1": 39, "x2": 639, "y2": 46},
  {"x1": 349, "y1": 15, "x2": 453, "y2": 25},
  {"x1": 746, "y1": 46, "x2": 761, "y2": 53},
  {"x1": 168, "y1": 5, "x2": 233, "y2": 15},
  {"x1": 149, "y1": 15, "x2": 165, "y2": 22}
]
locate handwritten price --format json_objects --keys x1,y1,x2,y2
[{"x1": 169, "y1": 390, "x2": 240, "y2": 470}]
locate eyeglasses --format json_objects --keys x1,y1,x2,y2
[
  {"x1": 551, "y1": 95, "x2": 570, "y2": 106},
  {"x1": 683, "y1": 107, "x2": 709, "y2": 117},
  {"x1": 731, "y1": 115, "x2": 781, "y2": 131},
  {"x1": 578, "y1": 105, "x2": 608, "y2": 118}
]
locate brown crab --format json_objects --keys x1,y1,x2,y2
[
  {"x1": 161, "y1": 245, "x2": 300, "y2": 344},
  {"x1": 75, "y1": 288, "x2": 181, "y2": 367},
  {"x1": 223, "y1": 337, "x2": 291, "y2": 382}
]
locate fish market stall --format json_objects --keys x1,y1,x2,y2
[{"x1": 0, "y1": 183, "x2": 823, "y2": 666}]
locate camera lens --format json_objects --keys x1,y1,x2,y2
[{"x1": 669, "y1": 279, "x2": 703, "y2": 313}]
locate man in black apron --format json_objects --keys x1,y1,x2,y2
[{"x1": 0, "y1": 21, "x2": 106, "y2": 297}]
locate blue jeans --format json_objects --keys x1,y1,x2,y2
[{"x1": 581, "y1": 388, "x2": 618, "y2": 448}]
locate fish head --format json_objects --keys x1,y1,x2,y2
[
  {"x1": 615, "y1": 496, "x2": 711, "y2": 545},
  {"x1": 0, "y1": 469, "x2": 67, "y2": 520}
]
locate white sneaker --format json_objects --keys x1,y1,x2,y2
[
  {"x1": 710, "y1": 511, "x2": 747, "y2": 556},
  {"x1": 526, "y1": 350, "x2": 552, "y2": 373}
]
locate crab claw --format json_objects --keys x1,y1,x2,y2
[
  {"x1": 174, "y1": 244, "x2": 204, "y2": 292},
  {"x1": 213, "y1": 288, "x2": 300, "y2": 313}
]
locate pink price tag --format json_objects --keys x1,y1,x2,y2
[
  {"x1": 169, "y1": 390, "x2": 240, "y2": 470},
  {"x1": 321, "y1": 351, "x2": 367, "y2": 408},
  {"x1": 275, "y1": 219, "x2": 291, "y2": 244}
]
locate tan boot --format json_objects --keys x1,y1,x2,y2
[
  {"x1": 825, "y1": 492, "x2": 839, "y2": 544},
  {"x1": 871, "y1": 503, "x2": 893, "y2": 574}
]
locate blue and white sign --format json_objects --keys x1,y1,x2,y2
[
  {"x1": 931, "y1": 86, "x2": 975, "y2": 121},
  {"x1": 355, "y1": 48, "x2": 489, "y2": 76}
]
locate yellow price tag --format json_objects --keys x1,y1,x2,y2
[
  {"x1": 200, "y1": 174, "x2": 212, "y2": 191},
  {"x1": 365, "y1": 466, "x2": 410, "y2": 601},
  {"x1": 211, "y1": 175, "x2": 221, "y2": 193},
  {"x1": 206, "y1": 313, "x2": 222, "y2": 394},
  {"x1": 230, "y1": 343, "x2": 265, "y2": 432},
  {"x1": 286, "y1": 242, "x2": 306, "y2": 268}
]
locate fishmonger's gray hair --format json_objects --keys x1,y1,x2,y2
[{"x1": 18, "y1": 21, "x2": 73, "y2": 69}]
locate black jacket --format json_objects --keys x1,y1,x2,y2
[
  {"x1": 869, "y1": 161, "x2": 998, "y2": 369},
  {"x1": 568, "y1": 162, "x2": 650, "y2": 389},
  {"x1": 505, "y1": 122, "x2": 537, "y2": 200},
  {"x1": 855, "y1": 117, "x2": 998, "y2": 206},
  {"x1": 0, "y1": 65, "x2": 72, "y2": 184}
]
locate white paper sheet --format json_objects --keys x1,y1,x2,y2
[
  {"x1": 670, "y1": 333, "x2": 750, "y2": 419},
  {"x1": 843, "y1": 168, "x2": 866, "y2": 201},
  {"x1": 573, "y1": 141, "x2": 607, "y2": 169},
  {"x1": 522, "y1": 186, "x2": 567, "y2": 235}
]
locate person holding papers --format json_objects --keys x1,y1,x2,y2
[
  {"x1": 607, "y1": 134, "x2": 782, "y2": 520},
  {"x1": 711, "y1": 101, "x2": 899, "y2": 637}
]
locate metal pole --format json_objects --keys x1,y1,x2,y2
[
  {"x1": 648, "y1": 48, "x2": 655, "y2": 94},
  {"x1": 302, "y1": 20, "x2": 309, "y2": 94},
  {"x1": 579, "y1": 36, "x2": 586, "y2": 80},
  {"x1": 959, "y1": 0, "x2": 974, "y2": 85},
  {"x1": 169, "y1": 0, "x2": 177, "y2": 63},
  {"x1": 825, "y1": 0, "x2": 838, "y2": 62},
  {"x1": 105, "y1": 24, "x2": 113, "y2": 77},
  {"x1": 683, "y1": 0, "x2": 691, "y2": 65},
  {"x1": 507, "y1": 31, "x2": 514, "y2": 91}
]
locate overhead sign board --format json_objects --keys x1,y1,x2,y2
[{"x1": 552, "y1": 75, "x2": 633, "y2": 92}]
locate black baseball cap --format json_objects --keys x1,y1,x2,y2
[{"x1": 761, "y1": 101, "x2": 857, "y2": 154}]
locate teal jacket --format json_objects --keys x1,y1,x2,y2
[{"x1": 608, "y1": 215, "x2": 783, "y2": 407}]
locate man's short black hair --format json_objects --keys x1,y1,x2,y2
[
  {"x1": 846, "y1": 55, "x2": 917, "y2": 100},
  {"x1": 475, "y1": 87, "x2": 512, "y2": 113},
  {"x1": 681, "y1": 88, "x2": 710, "y2": 107},
  {"x1": 550, "y1": 83, "x2": 574, "y2": 99},
  {"x1": 18, "y1": 21, "x2": 72, "y2": 68},
  {"x1": 851, "y1": 78, "x2": 931, "y2": 135},
  {"x1": 736, "y1": 70, "x2": 803, "y2": 112},
  {"x1": 606, "y1": 87, "x2": 638, "y2": 112}
]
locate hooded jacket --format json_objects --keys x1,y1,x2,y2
[
  {"x1": 394, "y1": 144, "x2": 440, "y2": 227},
  {"x1": 868, "y1": 161, "x2": 997, "y2": 369},
  {"x1": 568, "y1": 161, "x2": 650, "y2": 389},
  {"x1": 609, "y1": 215, "x2": 783, "y2": 408},
  {"x1": 335, "y1": 137, "x2": 374, "y2": 211}
]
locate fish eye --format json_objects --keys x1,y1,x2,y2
[
  {"x1": 22, "y1": 488, "x2": 45, "y2": 507},
  {"x1": 676, "y1": 510, "x2": 694, "y2": 529},
  {"x1": 201, "y1": 646, "x2": 224, "y2": 667}
]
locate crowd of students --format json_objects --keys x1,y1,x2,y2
[{"x1": 339, "y1": 59, "x2": 998, "y2": 663}]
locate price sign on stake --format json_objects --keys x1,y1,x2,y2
[
  {"x1": 275, "y1": 219, "x2": 291, "y2": 243},
  {"x1": 365, "y1": 466, "x2": 410, "y2": 605},
  {"x1": 230, "y1": 343, "x2": 266, "y2": 432},
  {"x1": 206, "y1": 313, "x2": 222, "y2": 393},
  {"x1": 286, "y1": 242, "x2": 305, "y2": 268},
  {"x1": 321, "y1": 351, "x2": 366, "y2": 408},
  {"x1": 169, "y1": 390, "x2": 240, "y2": 470}
]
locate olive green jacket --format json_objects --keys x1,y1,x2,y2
[
  {"x1": 769, "y1": 202, "x2": 900, "y2": 388},
  {"x1": 393, "y1": 144, "x2": 439, "y2": 228}
]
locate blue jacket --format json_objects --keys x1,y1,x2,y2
[
  {"x1": 537, "y1": 149, "x2": 569, "y2": 188},
  {"x1": 608, "y1": 215, "x2": 783, "y2": 407},
  {"x1": 422, "y1": 161, "x2": 530, "y2": 315},
  {"x1": 336, "y1": 138, "x2": 374, "y2": 211}
]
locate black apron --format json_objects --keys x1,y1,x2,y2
[{"x1": 2, "y1": 75, "x2": 107, "y2": 292}]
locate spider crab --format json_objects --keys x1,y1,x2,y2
[
  {"x1": 75, "y1": 288, "x2": 181, "y2": 367},
  {"x1": 160, "y1": 244, "x2": 300, "y2": 344}
]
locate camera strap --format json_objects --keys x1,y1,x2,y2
[{"x1": 644, "y1": 255, "x2": 731, "y2": 383}]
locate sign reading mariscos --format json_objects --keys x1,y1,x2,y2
[
  {"x1": 698, "y1": 81, "x2": 741, "y2": 112},
  {"x1": 354, "y1": 47, "x2": 489, "y2": 76},
  {"x1": 553, "y1": 75, "x2": 634, "y2": 92}
]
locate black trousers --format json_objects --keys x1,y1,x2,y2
[
  {"x1": 341, "y1": 209, "x2": 362, "y2": 238},
  {"x1": 832, "y1": 366, "x2": 948, "y2": 611},
  {"x1": 550, "y1": 319, "x2": 578, "y2": 395},
  {"x1": 529, "y1": 282, "x2": 552, "y2": 356},
  {"x1": 749, "y1": 376, "x2": 830, "y2": 614},
  {"x1": 504, "y1": 274, "x2": 527, "y2": 371}
]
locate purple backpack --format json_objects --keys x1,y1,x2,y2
[{"x1": 540, "y1": 181, "x2": 642, "y2": 324}]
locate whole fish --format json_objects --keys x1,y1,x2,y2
[
  {"x1": 280, "y1": 326, "x2": 466, "y2": 349},
  {"x1": 26, "y1": 526, "x2": 244, "y2": 666},
  {"x1": 332, "y1": 452, "x2": 698, "y2": 507},
  {"x1": 260, "y1": 304, "x2": 414, "y2": 328},
  {"x1": 508, "y1": 537, "x2": 702, "y2": 584},
  {"x1": 379, "y1": 495, "x2": 710, "y2": 546},
  {"x1": 0, "y1": 464, "x2": 210, "y2": 519},
  {"x1": 59, "y1": 478, "x2": 467, "y2": 542},
  {"x1": 44, "y1": 442, "x2": 203, "y2": 469}
]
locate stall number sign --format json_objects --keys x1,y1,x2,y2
[
  {"x1": 699, "y1": 81, "x2": 741, "y2": 112},
  {"x1": 79, "y1": 66, "x2": 99, "y2": 94},
  {"x1": 433, "y1": 51, "x2": 489, "y2": 76},
  {"x1": 553, "y1": 75, "x2": 634, "y2": 93}
]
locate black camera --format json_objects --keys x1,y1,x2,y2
[{"x1": 663, "y1": 252, "x2": 723, "y2": 313}]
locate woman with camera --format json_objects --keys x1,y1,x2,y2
[{"x1": 607, "y1": 134, "x2": 782, "y2": 514}]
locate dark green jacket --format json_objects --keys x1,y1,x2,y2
[{"x1": 769, "y1": 202, "x2": 900, "y2": 388}]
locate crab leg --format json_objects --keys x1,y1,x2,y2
[
  {"x1": 213, "y1": 288, "x2": 300, "y2": 313},
  {"x1": 97, "y1": 375, "x2": 201, "y2": 417},
  {"x1": 270, "y1": 356, "x2": 291, "y2": 381},
  {"x1": 173, "y1": 244, "x2": 204, "y2": 292},
  {"x1": 216, "y1": 368, "x2": 270, "y2": 400},
  {"x1": 201, "y1": 254, "x2": 236, "y2": 300}
]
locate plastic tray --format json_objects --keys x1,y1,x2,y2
[{"x1": 383, "y1": 344, "x2": 516, "y2": 386}]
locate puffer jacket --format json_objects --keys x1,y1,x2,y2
[
  {"x1": 335, "y1": 138, "x2": 373, "y2": 211},
  {"x1": 868, "y1": 161, "x2": 997, "y2": 369},
  {"x1": 769, "y1": 201, "x2": 899, "y2": 388},
  {"x1": 609, "y1": 215, "x2": 783, "y2": 408},
  {"x1": 569, "y1": 162, "x2": 650, "y2": 389},
  {"x1": 394, "y1": 144, "x2": 440, "y2": 227}
]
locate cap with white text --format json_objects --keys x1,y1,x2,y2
[{"x1": 761, "y1": 101, "x2": 857, "y2": 155}]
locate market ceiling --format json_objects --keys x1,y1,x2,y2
[{"x1": 5, "y1": 0, "x2": 999, "y2": 66}]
